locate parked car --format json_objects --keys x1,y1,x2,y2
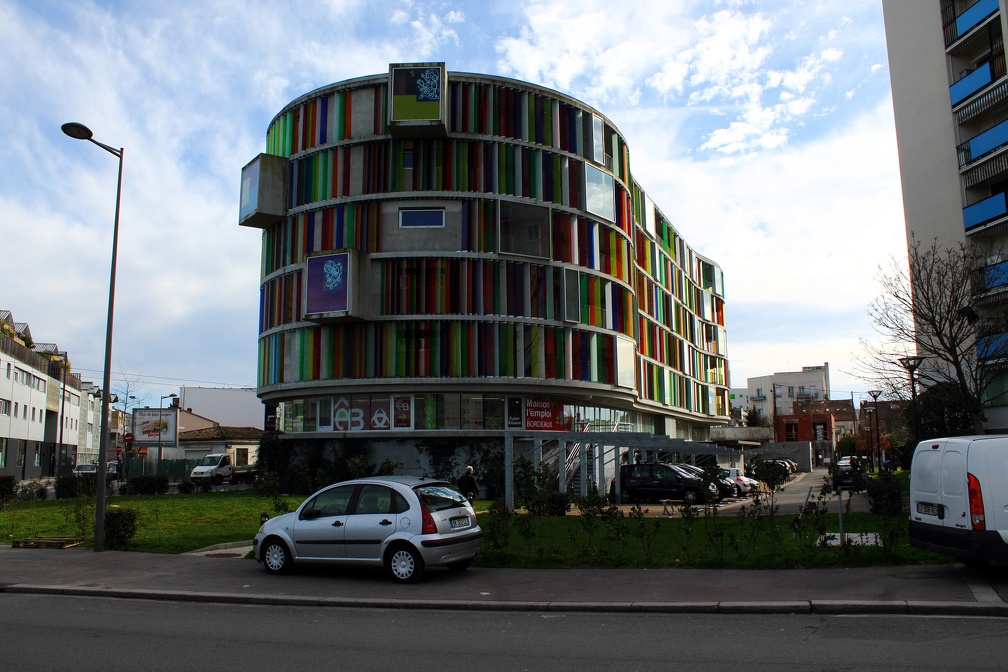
[
  {"x1": 610, "y1": 462, "x2": 718, "y2": 505},
  {"x1": 674, "y1": 463, "x2": 739, "y2": 499},
  {"x1": 723, "y1": 467, "x2": 760, "y2": 494},
  {"x1": 909, "y1": 435, "x2": 1008, "y2": 564},
  {"x1": 833, "y1": 456, "x2": 865, "y2": 490},
  {"x1": 72, "y1": 463, "x2": 97, "y2": 476},
  {"x1": 254, "y1": 476, "x2": 483, "y2": 583}
]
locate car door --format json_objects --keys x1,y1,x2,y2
[
  {"x1": 652, "y1": 464, "x2": 685, "y2": 500},
  {"x1": 624, "y1": 464, "x2": 655, "y2": 501},
  {"x1": 291, "y1": 484, "x2": 354, "y2": 560},
  {"x1": 343, "y1": 484, "x2": 404, "y2": 560}
]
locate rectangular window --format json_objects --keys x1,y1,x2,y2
[
  {"x1": 592, "y1": 115, "x2": 605, "y2": 164},
  {"x1": 234, "y1": 447, "x2": 249, "y2": 467},
  {"x1": 500, "y1": 201, "x2": 551, "y2": 258},
  {"x1": 0, "y1": 399, "x2": 9, "y2": 415},
  {"x1": 564, "y1": 268, "x2": 581, "y2": 322},
  {"x1": 13, "y1": 402, "x2": 18, "y2": 417},
  {"x1": 33, "y1": 445, "x2": 40, "y2": 467},
  {"x1": 616, "y1": 337, "x2": 636, "y2": 389},
  {"x1": 317, "y1": 398, "x2": 333, "y2": 431},
  {"x1": 0, "y1": 438, "x2": 5, "y2": 467},
  {"x1": 399, "y1": 208, "x2": 444, "y2": 228},
  {"x1": 460, "y1": 394, "x2": 484, "y2": 429},
  {"x1": 584, "y1": 164, "x2": 614, "y2": 221},
  {"x1": 16, "y1": 441, "x2": 25, "y2": 467}
]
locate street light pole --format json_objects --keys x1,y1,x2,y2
[
  {"x1": 898, "y1": 356, "x2": 926, "y2": 447},
  {"x1": 864, "y1": 407, "x2": 875, "y2": 469},
  {"x1": 62, "y1": 122, "x2": 123, "y2": 553},
  {"x1": 868, "y1": 389, "x2": 883, "y2": 471},
  {"x1": 157, "y1": 393, "x2": 178, "y2": 477}
]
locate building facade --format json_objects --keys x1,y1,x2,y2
[
  {"x1": 746, "y1": 364, "x2": 831, "y2": 424},
  {"x1": 0, "y1": 310, "x2": 92, "y2": 479},
  {"x1": 883, "y1": 0, "x2": 1008, "y2": 430},
  {"x1": 240, "y1": 64, "x2": 729, "y2": 454}
]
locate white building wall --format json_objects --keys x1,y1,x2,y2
[{"x1": 178, "y1": 386, "x2": 265, "y2": 429}]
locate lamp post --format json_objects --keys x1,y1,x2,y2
[
  {"x1": 62, "y1": 122, "x2": 123, "y2": 553},
  {"x1": 899, "y1": 355, "x2": 926, "y2": 446},
  {"x1": 156, "y1": 393, "x2": 178, "y2": 477},
  {"x1": 863, "y1": 406, "x2": 875, "y2": 468},
  {"x1": 868, "y1": 389, "x2": 883, "y2": 471}
]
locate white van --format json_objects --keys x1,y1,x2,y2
[{"x1": 909, "y1": 435, "x2": 1008, "y2": 564}]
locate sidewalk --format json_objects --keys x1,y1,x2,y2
[
  {"x1": 1, "y1": 544, "x2": 1005, "y2": 616},
  {"x1": 3, "y1": 468, "x2": 1004, "y2": 616}
]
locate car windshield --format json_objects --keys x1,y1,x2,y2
[
  {"x1": 415, "y1": 483, "x2": 468, "y2": 511},
  {"x1": 196, "y1": 455, "x2": 220, "y2": 466}
]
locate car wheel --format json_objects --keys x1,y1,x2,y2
[
  {"x1": 386, "y1": 543, "x2": 425, "y2": 583},
  {"x1": 261, "y1": 537, "x2": 291, "y2": 574},
  {"x1": 682, "y1": 489, "x2": 699, "y2": 506},
  {"x1": 212, "y1": 473, "x2": 224, "y2": 486}
]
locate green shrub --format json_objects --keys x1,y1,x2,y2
[
  {"x1": 104, "y1": 507, "x2": 139, "y2": 549},
  {"x1": 56, "y1": 474, "x2": 94, "y2": 499},
  {"x1": 0, "y1": 475, "x2": 15, "y2": 502},
  {"x1": 866, "y1": 470, "x2": 903, "y2": 517},
  {"x1": 122, "y1": 475, "x2": 169, "y2": 496}
]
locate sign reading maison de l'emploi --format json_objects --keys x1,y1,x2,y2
[
  {"x1": 305, "y1": 252, "x2": 350, "y2": 316},
  {"x1": 390, "y1": 63, "x2": 444, "y2": 122}
]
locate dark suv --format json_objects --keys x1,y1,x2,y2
[{"x1": 610, "y1": 462, "x2": 717, "y2": 505}]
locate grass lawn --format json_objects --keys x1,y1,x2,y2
[{"x1": 1, "y1": 483, "x2": 949, "y2": 568}]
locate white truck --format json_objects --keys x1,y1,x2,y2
[{"x1": 190, "y1": 452, "x2": 257, "y2": 485}]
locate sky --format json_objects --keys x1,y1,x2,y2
[{"x1": 0, "y1": 0, "x2": 905, "y2": 409}]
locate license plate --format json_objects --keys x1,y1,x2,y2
[
  {"x1": 917, "y1": 502, "x2": 938, "y2": 516},
  {"x1": 449, "y1": 516, "x2": 470, "y2": 529}
]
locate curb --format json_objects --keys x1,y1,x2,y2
[{"x1": 5, "y1": 583, "x2": 1007, "y2": 617}]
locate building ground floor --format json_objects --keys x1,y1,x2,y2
[{"x1": 0, "y1": 439, "x2": 80, "y2": 481}]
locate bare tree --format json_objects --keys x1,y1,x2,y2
[{"x1": 856, "y1": 236, "x2": 1008, "y2": 433}]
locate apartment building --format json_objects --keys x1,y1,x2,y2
[{"x1": 883, "y1": 0, "x2": 1008, "y2": 430}]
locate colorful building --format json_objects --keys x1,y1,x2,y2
[{"x1": 240, "y1": 63, "x2": 729, "y2": 455}]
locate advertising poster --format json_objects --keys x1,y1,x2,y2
[
  {"x1": 391, "y1": 65, "x2": 443, "y2": 121},
  {"x1": 305, "y1": 252, "x2": 350, "y2": 315},
  {"x1": 393, "y1": 396, "x2": 412, "y2": 429},
  {"x1": 524, "y1": 398, "x2": 573, "y2": 432},
  {"x1": 132, "y1": 408, "x2": 177, "y2": 446}
]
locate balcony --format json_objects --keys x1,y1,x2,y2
[
  {"x1": 959, "y1": 117, "x2": 1008, "y2": 167},
  {"x1": 964, "y1": 192, "x2": 1008, "y2": 230},
  {"x1": 978, "y1": 331, "x2": 1008, "y2": 361},
  {"x1": 985, "y1": 259, "x2": 1008, "y2": 289},
  {"x1": 951, "y1": 52, "x2": 1007, "y2": 106},
  {"x1": 946, "y1": 0, "x2": 1000, "y2": 47}
]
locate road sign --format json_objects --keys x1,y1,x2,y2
[{"x1": 124, "y1": 432, "x2": 134, "y2": 442}]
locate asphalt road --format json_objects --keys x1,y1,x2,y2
[{"x1": 5, "y1": 593, "x2": 1008, "y2": 672}]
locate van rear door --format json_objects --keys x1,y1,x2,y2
[
  {"x1": 939, "y1": 443, "x2": 969, "y2": 542},
  {"x1": 910, "y1": 440, "x2": 949, "y2": 549}
]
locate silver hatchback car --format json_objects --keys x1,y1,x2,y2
[{"x1": 254, "y1": 475, "x2": 483, "y2": 583}]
